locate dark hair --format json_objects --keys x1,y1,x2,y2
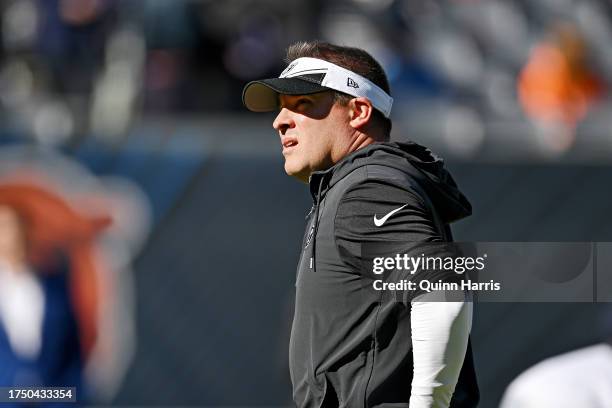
[{"x1": 285, "y1": 41, "x2": 392, "y2": 139}]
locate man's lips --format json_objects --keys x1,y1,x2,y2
[{"x1": 281, "y1": 137, "x2": 298, "y2": 151}]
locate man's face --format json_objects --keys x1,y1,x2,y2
[{"x1": 272, "y1": 92, "x2": 351, "y2": 183}]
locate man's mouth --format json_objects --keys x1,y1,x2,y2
[{"x1": 281, "y1": 137, "x2": 298, "y2": 151}]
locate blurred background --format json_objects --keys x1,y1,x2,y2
[{"x1": 0, "y1": 0, "x2": 611, "y2": 406}]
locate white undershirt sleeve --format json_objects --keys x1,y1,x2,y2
[{"x1": 409, "y1": 294, "x2": 473, "y2": 408}]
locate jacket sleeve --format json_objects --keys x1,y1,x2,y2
[{"x1": 334, "y1": 179, "x2": 473, "y2": 408}]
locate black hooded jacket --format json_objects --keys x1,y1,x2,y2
[{"x1": 289, "y1": 141, "x2": 479, "y2": 407}]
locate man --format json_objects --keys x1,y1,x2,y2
[
  {"x1": 242, "y1": 41, "x2": 479, "y2": 408},
  {"x1": 501, "y1": 341, "x2": 612, "y2": 407}
]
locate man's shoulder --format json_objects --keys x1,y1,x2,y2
[{"x1": 334, "y1": 161, "x2": 426, "y2": 204}]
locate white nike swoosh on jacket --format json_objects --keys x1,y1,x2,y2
[{"x1": 374, "y1": 204, "x2": 408, "y2": 226}]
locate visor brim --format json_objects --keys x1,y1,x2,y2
[{"x1": 242, "y1": 78, "x2": 329, "y2": 112}]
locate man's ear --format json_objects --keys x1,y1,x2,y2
[{"x1": 348, "y1": 97, "x2": 374, "y2": 130}]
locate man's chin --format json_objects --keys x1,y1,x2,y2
[{"x1": 284, "y1": 164, "x2": 310, "y2": 184}]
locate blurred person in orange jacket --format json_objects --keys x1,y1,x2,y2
[
  {"x1": 0, "y1": 179, "x2": 110, "y2": 403},
  {"x1": 518, "y1": 22, "x2": 604, "y2": 152}
]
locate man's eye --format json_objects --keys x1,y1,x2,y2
[{"x1": 296, "y1": 99, "x2": 310, "y2": 108}]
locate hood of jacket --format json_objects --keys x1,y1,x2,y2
[{"x1": 309, "y1": 141, "x2": 472, "y2": 224}]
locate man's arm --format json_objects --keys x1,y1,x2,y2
[
  {"x1": 335, "y1": 179, "x2": 472, "y2": 408},
  {"x1": 410, "y1": 299, "x2": 472, "y2": 408}
]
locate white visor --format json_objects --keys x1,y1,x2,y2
[
  {"x1": 242, "y1": 57, "x2": 393, "y2": 118},
  {"x1": 280, "y1": 57, "x2": 393, "y2": 118}
]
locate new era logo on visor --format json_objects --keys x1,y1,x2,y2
[{"x1": 347, "y1": 77, "x2": 359, "y2": 88}]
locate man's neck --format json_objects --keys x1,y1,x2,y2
[{"x1": 347, "y1": 132, "x2": 377, "y2": 154}]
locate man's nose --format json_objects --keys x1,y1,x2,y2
[{"x1": 273, "y1": 108, "x2": 294, "y2": 135}]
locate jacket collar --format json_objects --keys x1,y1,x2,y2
[{"x1": 308, "y1": 167, "x2": 333, "y2": 202}]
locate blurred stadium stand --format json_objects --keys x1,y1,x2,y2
[
  {"x1": 68, "y1": 124, "x2": 208, "y2": 223},
  {"x1": 0, "y1": 0, "x2": 611, "y2": 406}
]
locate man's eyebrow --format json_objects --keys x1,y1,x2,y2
[{"x1": 278, "y1": 95, "x2": 313, "y2": 109}]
